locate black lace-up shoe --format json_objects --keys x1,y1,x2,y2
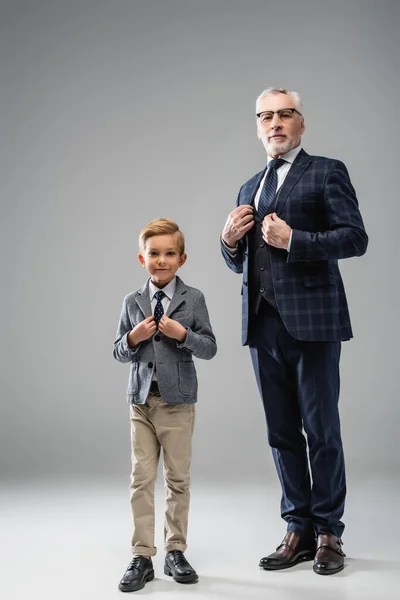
[
  {"x1": 118, "y1": 555, "x2": 154, "y2": 592},
  {"x1": 164, "y1": 550, "x2": 198, "y2": 583}
]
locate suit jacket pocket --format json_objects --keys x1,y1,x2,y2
[
  {"x1": 127, "y1": 361, "x2": 139, "y2": 394},
  {"x1": 303, "y1": 273, "x2": 335, "y2": 287},
  {"x1": 172, "y1": 311, "x2": 192, "y2": 327},
  {"x1": 299, "y1": 191, "x2": 321, "y2": 208},
  {"x1": 178, "y1": 361, "x2": 197, "y2": 396}
]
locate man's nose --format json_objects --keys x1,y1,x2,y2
[{"x1": 270, "y1": 113, "x2": 282, "y2": 128}]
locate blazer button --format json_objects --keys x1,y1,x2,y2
[
  {"x1": 260, "y1": 287, "x2": 265, "y2": 293},
  {"x1": 260, "y1": 265, "x2": 265, "y2": 271},
  {"x1": 154, "y1": 335, "x2": 160, "y2": 342},
  {"x1": 260, "y1": 242, "x2": 265, "y2": 248},
  {"x1": 148, "y1": 362, "x2": 153, "y2": 368}
]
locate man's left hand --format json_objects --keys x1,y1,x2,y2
[
  {"x1": 262, "y1": 213, "x2": 291, "y2": 250},
  {"x1": 158, "y1": 315, "x2": 187, "y2": 342}
]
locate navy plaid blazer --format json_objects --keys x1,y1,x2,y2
[{"x1": 221, "y1": 149, "x2": 368, "y2": 344}]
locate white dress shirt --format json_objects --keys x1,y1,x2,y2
[
  {"x1": 149, "y1": 277, "x2": 176, "y2": 314},
  {"x1": 254, "y1": 145, "x2": 302, "y2": 211},
  {"x1": 148, "y1": 277, "x2": 177, "y2": 381}
]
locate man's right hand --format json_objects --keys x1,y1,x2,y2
[
  {"x1": 127, "y1": 316, "x2": 157, "y2": 347},
  {"x1": 222, "y1": 205, "x2": 254, "y2": 248}
]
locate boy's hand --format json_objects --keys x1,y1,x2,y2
[
  {"x1": 158, "y1": 315, "x2": 187, "y2": 342},
  {"x1": 128, "y1": 316, "x2": 157, "y2": 347}
]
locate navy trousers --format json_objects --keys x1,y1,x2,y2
[{"x1": 248, "y1": 308, "x2": 346, "y2": 538}]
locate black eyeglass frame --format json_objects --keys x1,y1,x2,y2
[{"x1": 256, "y1": 108, "x2": 302, "y2": 120}]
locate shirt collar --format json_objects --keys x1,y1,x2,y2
[
  {"x1": 149, "y1": 276, "x2": 177, "y2": 301},
  {"x1": 267, "y1": 145, "x2": 302, "y2": 166}
]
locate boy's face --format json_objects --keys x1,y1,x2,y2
[{"x1": 138, "y1": 234, "x2": 187, "y2": 288}]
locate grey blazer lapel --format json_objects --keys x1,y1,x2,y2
[
  {"x1": 135, "y1": 280, "x2": 152, "y2": 318},
  {"x1": 166, "y1": 276, "x2": 187, "y2": 316},
  {"x1": 274, "y1": 149, "x2": 311, "y2": 215}
]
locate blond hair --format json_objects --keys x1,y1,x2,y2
[{"x1": 139, "y1": 218, "x2": 185, "y2": 254}]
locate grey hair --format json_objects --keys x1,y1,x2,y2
[{"x1": 256, "y1": 87, "x2": 303, "y2": 113}]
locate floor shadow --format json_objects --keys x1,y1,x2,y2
[{"x1": 344, "y1": 557, "x2": 400, "y2": 575}]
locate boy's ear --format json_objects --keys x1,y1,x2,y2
[
  {"x1": 138, "y1": 253, "x2": 146, "y2": 267},
  {"x1": 179, "y1": 253, "x2": 187, "y2": 267}
]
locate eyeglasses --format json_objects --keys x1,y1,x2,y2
[{"x1": 256, "y1": 108, "x2": 302, "y2": 124}]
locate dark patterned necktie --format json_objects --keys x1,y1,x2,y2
[
  {"x1": 257, "y1": 158, "x2": 286, "y2": 218},
  {"x1": 154, "y1": 290, "x2": 165, "y2": 326}
]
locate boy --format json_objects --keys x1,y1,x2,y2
[{"x1": 113, "y1": 218, "x2": 217, "y2": 592}]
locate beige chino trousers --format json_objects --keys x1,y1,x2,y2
[{"x1": 129, "y1": 392, "x2": 195, "y2": 556}]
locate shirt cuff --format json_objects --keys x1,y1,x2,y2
[
  {"x1": 287, "y1": 229, "x2": 293, "y2": 253},
  {"x1": 221, "y1": 237, "x2": 238, "y2": 257}
]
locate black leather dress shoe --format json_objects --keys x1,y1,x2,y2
[
  {"x1": 313, "y1": 534, "x2": 346, "y2": 575},
  {"x1": 118, "y1": 555, "x2": 154, "y2": 592},
  {"x1": 164, "y1": 550, "x2": 198, "y2": 583},
  {"x1": 259, "y1": 531, "x2": 316, "y2": 570}
]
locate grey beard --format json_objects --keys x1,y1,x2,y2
[{"x1": 265, "y1": 138, "x2": 295, "y2": 156}]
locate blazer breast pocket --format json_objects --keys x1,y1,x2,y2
[
  {"x1": 299, "y1": 196, "x2": 322, "y2": 217},
  {"x1": 171, "y1": 310, "x2": 192, "y2": 327}
]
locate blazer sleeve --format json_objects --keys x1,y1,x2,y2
[
  {"x1": 113, "y1": 296, "x2": 141, "y2": 363},
  {"x1": 288, "y1": 160, "x2": 368, "y2": 262},
  {"x1": 220, "y1": 185, "x2": 246, "y2": 274},
  {"x1": 221, "y1": 237, "x2": 245, "y2": 274},
  {"x1": 176, "y1": 291, "x2": 217, "y2": 360}
]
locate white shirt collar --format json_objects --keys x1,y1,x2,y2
[
  {"x1": 267, "y1": 145, "x2": 302, "y2": 166},
  {"x1": 149, "y1": 277, "x2": 177, "y2": 301}
]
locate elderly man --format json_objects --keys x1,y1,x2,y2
[{"x1": 221, "y1": 87, "x2": 368, "y2": 575}]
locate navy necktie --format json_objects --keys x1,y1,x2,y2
[
  {"x1": 154, "y1": 290, "x2": 165, "y2": 326},
  {"x1": 257, "y1": 158, "x2": 286, "y2": 219}
]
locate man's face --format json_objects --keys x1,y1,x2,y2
[
  {"x1": 138, "y1": 234, "x2": 186, "y2": 288},
  {"x1": 256, "y1": 93, "x2": 305, "y2": 157}
]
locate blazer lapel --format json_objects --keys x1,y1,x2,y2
[
  {"x1": 241, "y1": 169, "x2": 267, "y2": 251},
  {"x1": 135, "y1": 280, "x2": 152, "y2": 318},
  {"x1": 240, "y1": 169, "x2": 266, "y2": 207},
  {"x1": 166, "y1": 276, "x2": 187, "y2": 316},
  {"x1": 274, "y1": 149, "x2": 311, "y2": 215}
]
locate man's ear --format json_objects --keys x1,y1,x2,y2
[
  {"x1": 179, "y1": 253, "x2": 187, "y2": 267},
  {"x1": 138, "y1": 253, "x2": 146, "y2": 267},
  {"x1": 257, "y1": 121, "x2": 262, "y2": 140}
]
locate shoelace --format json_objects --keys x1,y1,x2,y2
[
  {"x1": 128, "y1": 556, "x2": 146, "y2": 571},
  {"x1": 170, "y1": 550, "x2": 187, "y2": 566}
]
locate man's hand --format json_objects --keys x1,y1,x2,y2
[
  {"x1": 128, "y1": 316, "x2": 157, "y2": 347},
  {"x1": 158, "y1": 315, "x2": 187, "y2": 342},
  {"x1": 262, "y1": 213, "x2": 291, "y2": 250},
  {"x1": 222, "y1": 205, "x2": 254, "y2": 248}
]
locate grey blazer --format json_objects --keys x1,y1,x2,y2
[{"x1": 113, "y1": 276, "x2": 217, "y2": 404}]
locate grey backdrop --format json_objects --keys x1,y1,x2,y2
[{"x1": 1, "y1": 0, "x2": 398, "y2": 482}]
